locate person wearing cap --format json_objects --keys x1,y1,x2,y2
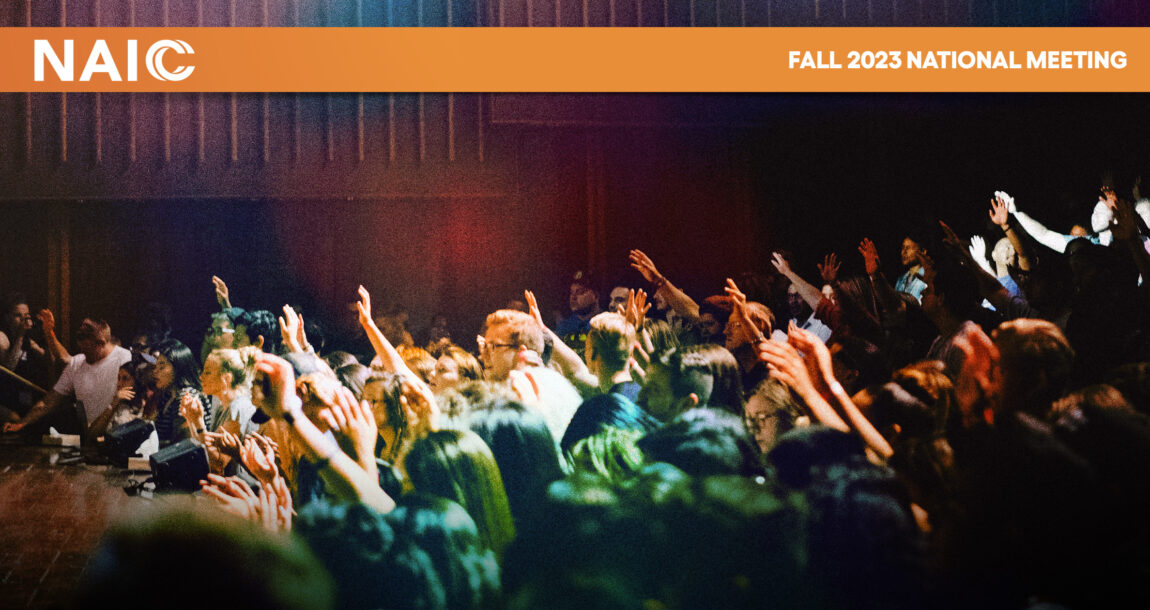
[
  {"x1": 555, "y1": 270, "x2": 601, "y2": 352},
  {"x1": 3, "y1": 318, "x2": 131, "y2": 435}
]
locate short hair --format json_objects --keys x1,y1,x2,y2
[
  {"x1": 483, "y1": 310, "x2": 544, "y2": 354},
  {"x1": 405, "y1": 429, "x2": 517, "y2": 556},
  {"x1": 386, "y1": 493, "x2": 501, "y2": 610},
  {"x1": 992, "y1": 319, "x2": 1076, "y2": 419},
  {"x1": 561, "y1": 393, "x2": 658, "y2": 455},
  {"x1": 657, "y1": 344, "x2": 743, "y2": 410},
  {"x1": 322, "y1": 350, "x2": 358, "y2": 371},
  {"x1": 295, "y1": 500, "x2": 444, "y2": 610},
  {"x1": 744, "y1": 302, "x2": 775, "y2": 335},
  {"x1": 77, "y1": 318, "x2": 113, "y2": 344},
  {"x1": 746, "y1": 377, "x2": 803, "y2": 437},
  {"x1": 440, "y1": 345, "x2": 483, "y2": 383},
  {"x1": 335, "y1": 362, "x2": 372, "y2": 399},
  {"x1": 237, "y1": 309, "x2": 278, "y2": 353},
  {"x1": 586, "y1": 312, "x2": 635, "y2": 370},
  {"x1": 637, "y1": 408, "x2": 763, "y2": 477}
]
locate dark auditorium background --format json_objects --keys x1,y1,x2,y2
[{"x1": 2, "y1": 0, "x2": 1149, "y2": 350}]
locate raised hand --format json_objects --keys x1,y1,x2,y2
[
  {"x1": 993, "y1": 190, "x2": 1016, "y2": 214},
  {"x1": 629, "y1": 249, "x2": 665, "y2": 286},
  {"x1": 356, "y1": 285, "x2": 374, "y2": 328},
  {"x1": 317, "y1": 385, "x2": 378, "y2": 471},
  {"x1": 770, "y1": 251, "x2": 793, "y2": 277},
  {"x1": 817, "y1": 253, "x2": 840, "y2": 284},
  {"x1": 37, "y1": 309, "x2": 55, "y2": 334},
  {"x1": 758, "y1": 339, "x2": 817, "y2": 399},
  {"x1": 240, "y1": 434, "x2": 280, "y2": 486},
  {"x1": 725, "y1": 278, "x2": 764, "y2": 344},
  {"x1": 204, "y1": 429, "x2": 242, "y2": 461},
  {"x1": 1100, "y1": 186, "x2": 1118, "y2": 210},
  {"x1": 968, "y1": 234, "x2": 988, "y2": 264},
  {"x1": 952, "y1": 322, "x2": 1001, "y2": 428},
  {"x1": 253, "y1": 353, "x2": 297, "y2": 418},
  {"x1": 989, "y1": 193, "x2": 1011, "y2": 228},
  {"x1": 785, "y1": 323, "x2": 835, "y2": 397},
  {"x1": 200, "y1": 474, "x2": 260, "y2": 521},
  {"x1": 279, "y1": 305, "x2": 304, "y2": 353},
  {"x1": 212, "y1": 276, "x2": 232, "y2": 310},
  {"x1": 524, "y1": 290, "x2": 546, "y2": 328},
  {"x1": 179, "y1": 392, "x2": 206, "y2": 429},
  {"x1": 1111, "y1": 197, "x2": 1140, "y2": 241},
  {"x1": 398, "y1": 377, "x2": 440, "y2": 438},
  {"x1": 624, "y1": 288, "x2": 650, "y2": 330},
  {"x1": 857, "y1": 238, "x2": 881, "y2": 275}
]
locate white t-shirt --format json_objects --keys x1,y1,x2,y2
[{"x1": 53, "y1": 346, "x2": 132, "y2": 424}]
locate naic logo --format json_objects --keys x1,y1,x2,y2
[{"x1": 34, "y1": 39, "x2": 195, "y2": 82}]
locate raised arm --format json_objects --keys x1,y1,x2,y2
[
  {"x1": 1110, "y1": 195, "x2": 1150, "y2": 282},
  {"x1": 858, "y1": 238, "x2": 903, "y2": 317},
  {"x1": 1001, "y1": 191, "x2": 1067, "y2": 255},
  {"x1": 212, "y1": 276, "x2": 233, "y2": 310},
  {"x1": 629, "y1": 249, "x2": 700, "y2": 321},
  {"x1": 786, "y1": 325, "x2": 893, "y2": 461},
  {"x1": 524, "y1": 290, "x2": 597, "y2": 394},
  {"x1": 939, "y1": 221, "x2": 1013, "y2": 312},
  {"x1": 36, "y1": 309, "x2": 70, "y2": 364},
  {"x1": 990, "y1": 192, "x2": 1032, "y2": 271},
  {"x1": 254, "y1": 352, "x2": 395, "y2": 513},
  {"x1": 771, "y1": 251, "x2": 824, "y2": 311}
]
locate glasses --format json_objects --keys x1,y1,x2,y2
[
  {"x1": 743, "y1": 412, "x2": 779, "y2": 431},
  {"x1": 482, "y1": 341, "x2": 517, "y2": 353}
]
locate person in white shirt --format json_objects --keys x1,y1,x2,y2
[{"x1": 2, "y1": 318, "x2": 131, "y2": 434}]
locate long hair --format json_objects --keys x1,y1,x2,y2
[
  {"x1": 405, "y1": 429, "x2": 516, "y2": 557},
  {"x1": 154, "y1": 339, "x2": 201, "y2": 394}
]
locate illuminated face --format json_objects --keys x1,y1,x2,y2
[
  {"x1": 6, "y1": 304, "x2": 31, "y2": 332},
  {"x1": 207, "y1": 316, "x2": 235, "y2": 349},
  {"x1": 821, "y1": 284, "x2": 836, "y2": 303},
  {"x1": 699, "y1": 312, "x2": 724, "y2": 341},
  {"x1": 481, "y1": 323, "x2": 519, "y2": 381},
  {"x1": 744, "y1": 394, "x2": 783, "y2": 453},
  {"x1": 199, "y1": 355, "x2": 226, "y2": 397},
  {"x1": 363, "y1": 380, "x2": 398, "y2": 454},
  {"x1": 1070, "y1": 224, "x2": 1089, "y2": 237},
  {"x1": 152, "y1": 354, "x2": 175, "y2": 390},
  {"x1": 432, "y1": 355, "x2": 460, "y2": 392},
  {"x1": 608, "y1": 287, "x2": 629, "y2": 313},
  {"x1": 724, "y1": 311, "x2": 750, "y2": 351},
  {"x1": 569, "y1": 283, "x2": 598, "y2": 313},
  {"x1": 116, "y1": 367, "x2": 134, "y2": 391},
  {"x1": 901, "y1": 238, "x2": 923, "y2": 267}
]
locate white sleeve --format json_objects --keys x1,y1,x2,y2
[
  {"x1": 1012, "y1": 210, "x2": 1069, "y2": 253},
  {"x1": 53, "y1": 358, "x2": 78, "y2": 396}
]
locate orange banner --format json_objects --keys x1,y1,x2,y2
[{"x1": 0, "y1": 27, "x2": 1143, "y2": 92}]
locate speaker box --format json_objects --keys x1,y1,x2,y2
[
  {"x1": 103, "y1": 419, "x2": 155, "y2": 467},
  {"x1": 149, "y1": 439, "x2": 209, "y2": 492}
]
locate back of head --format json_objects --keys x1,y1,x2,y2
[
  {"x1": 638, "y1": 408, "x2": 762, "y2": 477},
  {"x1": 586, "y1": 312, "x2": 635, "y2": 372},
  {"x1": 405, "y1": 429, "x2": 517, "y2": 556},
  {"x1": 465, "y1": 401, "x2": 564, "y2": 533},
  {"x1": 295, "y1": 500, "x2": 444, "y2": 610},
  {"x1": 992, "y1": 318, "x2": 1075, "y2": 419},
  {"x1": 237, "y1": 309, "x2": 278, "y2": 353},
  {"x1": 767, "y1": 426, "x2": 868, "y2": 490},
  {"x1": 79, "y1": 506, "x2": 334, "y2": 610},
  {"x1": 387, "y1": 493, "x2": 501, "y2": 610},
  {"x1": 334, "y1": 362, "x2": 371, "y2": 399},
  {"x1": 659, "y1": 344, "x2": 743, "y2": 411},
  {"x1": 561, "y1": 392, "x2": 659, "y2": 455},
  {"x1": 77, "y1": 317, "x2": 113, "y2": 345}
]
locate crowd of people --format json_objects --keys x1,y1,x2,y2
[{"x1": 2, "y1": 185, "x2": 1150, "y2": 609}]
